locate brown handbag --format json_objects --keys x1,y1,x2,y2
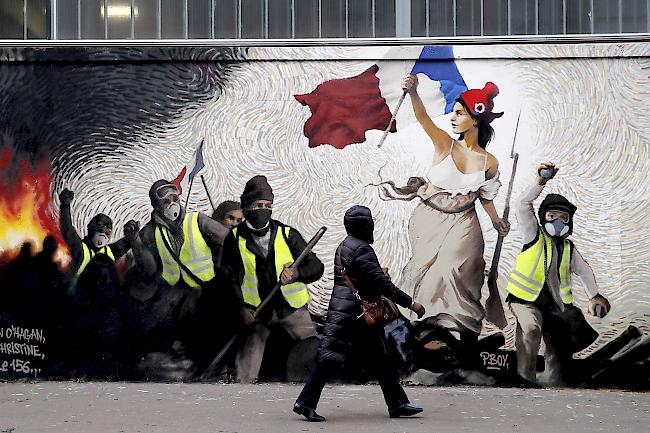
[{"x1": 337, "y1": 253, "x2": 400, "y2": 328}]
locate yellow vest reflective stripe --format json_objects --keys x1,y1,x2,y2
[
  {"x1": 274, "y1": 227, "x2": 311, "y2": 308},
  {"x1": 235, "y1": 227, "x2": 262, "y2": 307},
  {"x1": 558, "y1": 243, "x2": 573, "y2": 304},
  {"x1": 154, "y1": 212, "x2": 216, "y2": 288},
  {"x1": 78, "y1": 242, "x2": 115, "y2": 277},
  {"x1": 507, "y1": 229, "x2": 573, "y2": 303},
  {"x1": 235, "y1": 226, "x2": 310, "y2": 309}
]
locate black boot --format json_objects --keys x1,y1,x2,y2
[
  {"x1": 389, "y1": 403, "x2": 423, "y2": 418},
  {"x1": 293, "y1": 402, "x2": 326, "y2": 422}
]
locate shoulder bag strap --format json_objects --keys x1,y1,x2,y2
[{"x1": 336, "y1": 247, "x2": 362, "y2": 301}]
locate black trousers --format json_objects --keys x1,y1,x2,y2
[{"x1": 296, "y1": 333, "x2": 408, "y2": 411}]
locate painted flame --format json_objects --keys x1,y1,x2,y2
[{"x1": 0, "y1": 147, "x2": 69, "y2": 266}]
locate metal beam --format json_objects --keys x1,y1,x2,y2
[
  {"x1": 51, "y1": 0, "x2": 57, "y2": 39},
  {"x1": 345, "y1": 0, "x2": 349, "y2": 38},
  {"x1": 238, "y1": 0, "x2": 242, "y2": 38},
  {"x1": 131, "y1": 0, "x2": 135, "y2": 39},
  {"x1": 104, "y1": 0, "x2": 108, "y2": 39},
  {"x1": 425, "y1": 0, "x2": 430, "y2": 36},
  {"x1": 395, "y1": 0, "x2": 411, "y2": 37},
  {"x1": 371, "y1": 0, "x2": 375, "y2": 38},
  {"x1": 1, "y1": 33, "x2": 648, "y2": 47},
  {"x1": 318, "y1": 0, "x2": 322, "y2": 38},
  {"x1": 210, "y1": 0, "x2": 214, "y2": 38},
  {"x1": 157, "y1": 0, "x2": 161, "y2": 39},
  {"x1": 290, "y1": 0, "x2": 295, "y2": 38},
  {"x1": 481, "y1": 0, "x2": 485, "y2": 36},
  {"x1": 453, "y1": 0, "x2": 457, "y2": 36},
  {"x1": 507, "y1": 0, "x2": 511, "y2": 35},
  {"x1": 23, "y1": 0, "x2": 28, "y2": 39},
  {"x1": 618, "y1": 0, "x2": 623, "y2": 33},
  {"x1": 183, "y1": 0, "x2": 188, "y2": 39},
  {"x1": 264, "y1": 0, "x2": 269, "y2": 38}
]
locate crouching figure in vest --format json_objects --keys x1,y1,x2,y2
[
  {"x1": 506, "y1": 163, "x2": 611, "y2": 384},
  {"x1": 233, "y1": 175, "x2": 324, "y2": 383},
  {"x1": 131, "y1": 180, "x2": 239, "y2": 367},
  {"x1": 58, "y1": 188, "x2": 139, "y2": 295}
]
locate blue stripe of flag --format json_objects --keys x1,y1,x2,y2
[
  {"x1": 410, "y1": 46, "x2": 468, "y2": 114},
  {"x1": 188, "y1": 140, "x2": 205, "y2": 181}
]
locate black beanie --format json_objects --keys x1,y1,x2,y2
[
  {"x1": 240, "y1": 175, "x2": 274, "y2": 209},
  {"x1": 539, "y1": 193, "x2": 577, "y2": 220},
  {"x1": 539, "y1": 193, "x2": 577, "y2": 236}
]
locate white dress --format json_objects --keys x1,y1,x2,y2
[{"x1": 399, "y1": 141, "x2": 501, "y2": 334}]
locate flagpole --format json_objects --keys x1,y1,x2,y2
[
  {"x1": 200, "y1": 174, "x2": 216, "y2": 213},
  {"x1": 377, "y1": 91, "x2": 406, "y2": 149},
  {"x1": 182, "y1": 138, "x2": 205, "y2": 211},
  {"x1": 184, "y1": 177, "x2": 195, "y2": 210},
  {"x1": 485, "y1": 108, "x2": 522, "y2": 329}
]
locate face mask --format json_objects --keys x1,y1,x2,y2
[
  {"x1": 246, "y1": 209, "x2": 272, "y2": 229},
  {"x1": 544, "y1": 220, "x2": 569, "y2": 238},
  {"x1": 354, "y1": 224, "x2": 374, "y2": 244},
  {"x1": 164, "y1": 202, "x2": 181, "y2": 221},
  {"x1": 366, "y1": 223, "x2": 375, "y2": 244},
  {"x1": 92, "y1": 232, "x2": 109, "y2": 248}
]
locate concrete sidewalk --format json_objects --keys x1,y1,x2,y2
[{"x1": 0, "y1": 382, "x2": 647, "y2": 433}]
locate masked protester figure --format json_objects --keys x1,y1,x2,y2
[
  {"x1": 212, "y1": 200, "x2": 243, "y2": 230},
  {"x1": 506, "y1": 163, "x2": 611, "y2": 384},
  {"x1": 59, "y1": 188, "x2": 139, "y2": 294},
  {"x1": 131, "y1": 180, "x2": 240, "y2": 369},
  {"x1": 293, "y1": 205, "x2": 426, "y2": 422},
  {"x1": 233, "y1": 175, "x2": 324, "y2": 383}
]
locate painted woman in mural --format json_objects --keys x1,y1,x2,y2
[{"x1": 388, "y1": 74, "x2": 510, "y2": 343}]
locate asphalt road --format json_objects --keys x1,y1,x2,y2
[{"x1": 0, "y1": 382, "x2": 648, "y2": 433}]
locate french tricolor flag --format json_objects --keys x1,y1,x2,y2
[
  {"x1": 295, "y1": 46, "x2": 467, "y2": 149},
  {"x1": 171, "y1": 139, "x2": 206, "y2": 195}
]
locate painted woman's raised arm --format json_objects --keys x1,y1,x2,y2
[{"x1": 402, "y1": 74, "x2": 451, "y2": 154}]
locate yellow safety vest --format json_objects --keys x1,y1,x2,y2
[
  {"x1": 68, "y1": 242, "x2": 116, "y2": 296},
  {"x1": 154, "y1": 212, "x2": 216, "y2": 288},
  {"x1": 234, "y1": 226, "x2": 310, "y2": 309},
  {"x1": 507, "y1": 229, "x2": 573, "y2": 303},
  {"x1": 78, "y1": 242, "x2": 115, "y2": 276}
]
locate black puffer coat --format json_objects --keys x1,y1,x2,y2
[{"x1": 317, "y1": 205, "x2": 413, "y2": 365}]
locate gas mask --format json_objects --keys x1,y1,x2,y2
[
  {"x1": 164, "y1": 202, "x2": 181, "y2": 221},
  {"x1": 154, "y1": 183, "x2": 182, "y2": 222},
  {"x1": 544, "y1": 209, "x2": 570, "y2": 238},
  {"x1": 246, "y1": 209, "x2": 272, "y2": 229},
  {"x1": 92, "y1": 232, "x2": 110, "y2": 248},
  {"x1": 544, "y1": 220, "x2": 569, "y2": 238}
]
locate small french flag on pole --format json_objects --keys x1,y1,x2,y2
[{"x1": 171, "y1": 139, "x2": 206, "y2": 195}]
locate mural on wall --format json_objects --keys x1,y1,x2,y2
[{"x1": 0, "y1": 43, "x2": 649, "y2": 388}]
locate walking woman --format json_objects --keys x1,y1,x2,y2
[
  {"x1": 293, "y1": 205, "x2": 426, "y2": 422},
  {"x1": 394, "y1": 74, "x2": 510, "y2": 343}
]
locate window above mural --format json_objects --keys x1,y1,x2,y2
[{"x1": 0, "y1": 0, "x2": 648, "y2": 40}]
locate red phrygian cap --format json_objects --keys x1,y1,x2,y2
[{"x1": 459, "y1": 82, "x2": 504, "y2": 124}]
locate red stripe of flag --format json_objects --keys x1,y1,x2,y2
[{"x1": 294, "y1": 65, "x2": 396, "y2": 149}]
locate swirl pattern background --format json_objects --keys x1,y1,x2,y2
[{"x1": 1, "y1": 44, "x2": 647, "y2": 354}]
